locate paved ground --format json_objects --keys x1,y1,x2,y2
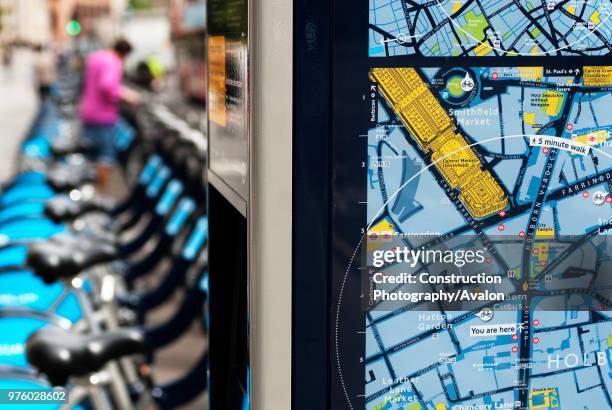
[{"x1": 0, "y1": 49, "x2": 37, "y2": 181}]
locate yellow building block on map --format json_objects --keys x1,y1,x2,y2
[
  {"x1": 367, "y1": 218, "x2": 397, "y2": 251},
  {"x1": 541, "y1": 91, "x2": 564, "y2": 117},
  {"x1": 452, "y1": 1, "x2": 462, "y2": 13},
  {"x1": 368, "y1": 218, "x2": 396, "y2": 238},
  {"x1": 573, "y1": 129, "x2": 610, "y2": 147},
  {"x1": 474, "y1": 42, "x2": 493, "y2": 56},
  {"x1": 591, "y1": 11, "x2": 601, "y2": 25},
  {"x1": 583, "y1": 66, "x2": 612, "y2": 86},
  {"x1": 567, "y1": 5, "x2": 575, "y2": 14},
  {"x1": 459, "y1": 176, "x2": 508, "y2": 219},
  {"x1": 430, "y1": 134, "x2": 481, "y2": 187},
  {"x1": 518, "y1": 67, "x2": 543, "y2": 81},
  {"x1": 524, "y1": 112, "x2": 536, "y2": 125},
  {"x1": 370, "y1": 67, "x2": 508, "y2": 219},
  {"x1": 435, "y1": 404, "x2": 447, "y2": 410},
  {"x1": 372, "y1": 399, "x2": 388, "y2": 410},
  {"x1": 536, "y1": 243, "x2": 549, "y2": 256},
  {"x1": 529, "y1": 388, "x2": 559, "y2": 409},
  {"x1": 536, "y1": 227, "x2": 555, "y2": 238},
  {"x1": 531, "y1": 243, "x2": 550, "y2": 275}
]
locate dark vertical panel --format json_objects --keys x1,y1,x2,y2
[
  {"x1": 209, "y1": 186, "x2": 249, "y2": 410},
  {"x1": 329, "y1": 0, "x2": 369, "y2": 407},
  {"x1": 292, "y1": 0, "x2": 332, "y2": 408}
]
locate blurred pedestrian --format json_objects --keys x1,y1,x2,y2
[
  {"x1": 33, "y1": 44, "x2": 56, "y2": 102},
  {"x1": 80, "y1": 38, "x2": 139, "y2": 191},
  {"x1": 134, "y1": 56, "x2": 166, "y2": 91}
]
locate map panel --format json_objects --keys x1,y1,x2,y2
[
  {"x1": 363, "y1": 65, "x2": 612, "y2": 409},
  {"x1": 369, "y1": 0, "x2": 612, "y2": 57}
]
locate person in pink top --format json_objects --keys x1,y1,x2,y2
[{"x1": 80, "y1": 39, "x2": 138, "y2": 189}]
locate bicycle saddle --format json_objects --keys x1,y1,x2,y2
[
  {"x1": 46, "y1": 164, "x2": 97, "y2": 192},
  {"x1": 27, "y1": 327, "x2": 147, "y2": 386},
  {"x1": 27, "y1": 234, "x2": 118, "y2": 284},
  {"x1": 45, "y1": 194, "x2": 113, "y2": 223}
]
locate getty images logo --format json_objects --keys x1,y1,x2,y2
[{"x1": 547, "y1": 352, "x2": 608, "y2": 369}]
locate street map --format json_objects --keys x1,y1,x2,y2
[
  {"x1": 369, "y1": 0, "x2": 612, "y2": 57},
  {"x1": 362, "y1": 65, "x2": 612, "y2": 410}
]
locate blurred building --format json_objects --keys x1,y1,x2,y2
[
  {"x1": 0, "y1": 0, "x2": 52, "y2": 45},
  {"x1": 50, "y1": 0, "x2": 109, "y2": 42},
  {"x1": 168, "y1": 0, "x2": 206, "y2": 101}
]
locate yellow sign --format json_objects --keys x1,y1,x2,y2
[{"x1": 208, "y1": 36, "x2": 227, "y2": 126}]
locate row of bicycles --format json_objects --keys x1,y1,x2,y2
[{"x1": 0, "y1": 89, "x2": 209, "y2": 409}]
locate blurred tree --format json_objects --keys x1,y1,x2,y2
[{"x1": 129, "y1": 0, "x2": 153, "y2": 10}]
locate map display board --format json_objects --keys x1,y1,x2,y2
[
  {"x1": 369, "y1": 0, "x2": 612, "y2": 57},
  {"x1": 331, "y1": 1, "x2": 612, "y2": 409}
]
